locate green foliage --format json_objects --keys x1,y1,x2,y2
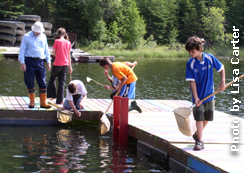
[
  {"x1": 92, "y1": 19, "x2": 107, "y2": 42},
  {"x1": 105, "y1": 21, "x2": 121, "y2": 44},
  {"x1": 225, "y1": 0, "x2": 244, "y2": 44},
  {"x1": 178, "y1": 0, "x2": 201, "y2": 42},
  {"x1": 144, "y1": 35, "x2": 157, "y2": 48},
  {"x1": 136, "y1": 0, "x2": 178, "y2": 44},
  {"x1": 118, "y1": 0, "x2": 147, "y2": 49},
  {"x1": 86, "y1": 40, "x2": 105, "y2": 50},
  {"x1": 202, "y1": 7, "x2": 225, "y2": 44},
  {"x1": 0, "y1": 0, "x2": 24, "y2": 18},
  {"x1": 2, "y1": 0, "x2": 244, "y2": 49}
]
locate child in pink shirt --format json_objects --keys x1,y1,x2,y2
[{"x1": 47, "y1": 27, "x2": 73, "y2": 104}]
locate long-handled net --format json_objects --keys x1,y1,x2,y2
[
  {"x1": 174, "y1": 74, "x2": 244, "y2": 136},
  {"x1": 48, "y1": 101, "x2": 74, "y2": 123},
  {"x1": 86, "y1": 77, "x2": 104, "y2": 86}
]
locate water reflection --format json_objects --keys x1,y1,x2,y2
[
  {"x1": 20, "y1": 129, "x2": 90, "y2": 172},
  {"x1": 0, "y1": 125, "x2": 168, "y2": 172},
  {"x1": 109, "y1": 144, "x2": 136, "y2": 173}
]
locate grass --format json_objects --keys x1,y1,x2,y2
[
  {"x1": 81, "y1": 44, "x2": 244, "y2": 59},
  {"x1": 85, "y1": 46, "x2": 189, "y2": 59}
]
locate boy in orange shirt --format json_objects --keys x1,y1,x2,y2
[{"x1": 99, "y1": 57, "x2": 142, "y2": 113}]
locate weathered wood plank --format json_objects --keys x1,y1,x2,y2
[
  {"x1": 85, "y1": 99, "x2": 101, "y2": 111},
  {"x1": 143, "y1": 99, "x2": 173, "y2": 112},
  {"x1": 0, "y1": 97, "x2": 7, "y2": 109},
  {"x1": 9, "y1": 96, "x2": 22, "y2": 110},
  {"x1": 2, "y1": 96, "x2": 15, "y2": 110},
  {"x1": 16, "y1": 96, "x2": 31, "y2": 110}
]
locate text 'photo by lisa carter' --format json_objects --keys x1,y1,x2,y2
[{"x1": 230, "y1": 26, "x2": 242, "y2": 154}]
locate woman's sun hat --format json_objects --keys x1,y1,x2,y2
[{"x1": 31, "y1": 22, "x2": 45, "y2": 33}]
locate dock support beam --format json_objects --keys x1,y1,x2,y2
[{"x1": 113, "y1": 96, "x2": 129, "y2": 145}]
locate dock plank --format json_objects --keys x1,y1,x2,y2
[
  {"x1": 2, "y1": 96, "x2": 15, "y2": 110},
  {"x1": 90, "y1": 98, "x2": 109, "y2": 110},
  {"x1": 136, "y1": 99, "x2": 167, "y2": 112},
  {"x1": 85, "y1": 99, "x2": 101, "y2": 111},
  {"x1": 0, "y1": 96, "x2": 243, "y2": 172},
  {"x1": 128, "y1": 111, "x2": 244, "y2": 173},
  {"x1": 97, "y1": 99, "x2": 113, "y2": 112},
  {"x1": 9, "y1": 96, "x2": 22, "y2": 110},
  {"x1": 0, "y1": 97, "x2": 7, "y2": 109},
  {"x1": 143, "y1": 99, "x2": 173, "y2": 112},
  {"x1": 16, "y1": 96, "x2": 31, "y2": 110}
]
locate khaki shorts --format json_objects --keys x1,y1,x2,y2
[{"x1": 193, "y1": 100, "x2": 215, "y2": 121}]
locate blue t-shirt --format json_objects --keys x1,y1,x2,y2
[{"x1": 185, "y1": 53, "x2": 223, "y2": 104}]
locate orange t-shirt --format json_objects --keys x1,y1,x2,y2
[{"x1": 112, "y1": 62, "x2": 138, "y2": 84}]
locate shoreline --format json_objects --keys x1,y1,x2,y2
[{"x1": 1, "y1": 46, "x2": 244, "y2": 59}]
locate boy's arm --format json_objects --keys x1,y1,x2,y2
[
  {"x1": 79, "y1": 94, "x2": 87, "y2": 110},
  {"x1": 52, "y1": 49, "x2": 56, "y2": 56},
  {"x1": 68, "y1": 100, "x2": 81, "y2": 117},
  {"x1": 103, "y1": 70, "x2": 112, "y2": 83},
  {"x1": 117, "y1": 76, "x2": 127, "y2": 95},
  {"x1": 104, "y1": 81, "x2": 121, "y2": 90},
  {"x1": 190, "y1": 81, "x2": 202, "y2": 107},
  {"x1": 124, "y1": 61, "x2": 137, "y2": 67},
  {"x1": 218, "y1": 66, "x2": 226, "y2": 91}
]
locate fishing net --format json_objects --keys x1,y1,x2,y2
[
  {"x1": 173, "y1": 107, "x2": 196, "y2": 136},
  {"x1": 57, "y1": 110, "x2": 74, "y2": 123}
]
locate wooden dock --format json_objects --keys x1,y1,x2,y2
[{"x1": 0, "y1": 96, "x2": 243, "y2": 172}]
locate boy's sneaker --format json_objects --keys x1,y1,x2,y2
[
  {"x1": 194, "y1": 140, "x2": 205, "y2": 150},
  {"x1": 192, "y1": 132, "x2": 198, "y2": 141}
]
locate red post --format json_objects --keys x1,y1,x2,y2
[
  {"x1": 119, "y1": 97, "x2": 129, "y2": 145},
  {"x1": 113, "y1": 96, "x2": 121, "y2": 143}
]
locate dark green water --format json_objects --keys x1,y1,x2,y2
[{"x1": 0, "y1": 121, "x2": 169, "y2": 172}]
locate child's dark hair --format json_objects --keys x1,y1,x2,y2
[
  {"x1": 99, "y1": 57, "x2": 112, "y2": 67},
  {"x1": 185, "y1": 36, "x2": 202, "y2": 52},
  {"x1": 55, "y1": 27, "x2": 69, "y2": 40},
  {"x1": 68, "y1": 83, "x2": 77, "y2": 94}
]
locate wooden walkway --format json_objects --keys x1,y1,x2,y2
[{"x1": 0, "y1": 96, "x2": 243, "y2": 172}]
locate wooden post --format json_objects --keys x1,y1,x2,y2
[
  {"x1": 119, "y1": 97, "x2": 129, "y2": 145},
  {"x1": 113, "y1": 96, "x2": 121, "y2": 143}
]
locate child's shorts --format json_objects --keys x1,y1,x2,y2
[
  {"x1": 193, "y1": 100, "x2": 215, "y2": 121},
  {"x1": 119, "y1": 81, "x2": 136, "y2": 99}
]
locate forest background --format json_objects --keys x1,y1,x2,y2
[{"x1": 1, "y1": 0, "x2": 244, "y2": 58}]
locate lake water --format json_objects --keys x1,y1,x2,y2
[
  {"x1": 0, "y1": 56, "x2": 243, "y2": 117},
  {"x1": 0, "y1": 55, "x2": 243, "y2": 172},
  {"x1": 0, "y1": 121, "x2": 169, "y2": 172}
]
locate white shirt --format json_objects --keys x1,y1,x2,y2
[{"x1": 66, "y1": 80, "x2": 87, "y2": 101}]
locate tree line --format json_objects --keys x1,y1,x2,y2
[{"x1": 1, "y1": 0, "x2": 244, "y2": 49}]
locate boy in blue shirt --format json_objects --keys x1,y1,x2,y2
[{"x1": 185, "y1": 36, "x2": 226, "y2": 150}]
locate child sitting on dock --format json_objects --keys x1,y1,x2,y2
[
  {"x1": 185, "y1": 36, "x2": 226, "y2": 150},
  {"x1": 63, "y1": 80, "x2": 87, "y2": 117},
  {"x1": 99, "y1": 57, "x2": 142, "y2": 113}
]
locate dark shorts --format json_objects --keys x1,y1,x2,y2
[{"x1": 193, "y1": 100, "x2": 215, "y2": 121}]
